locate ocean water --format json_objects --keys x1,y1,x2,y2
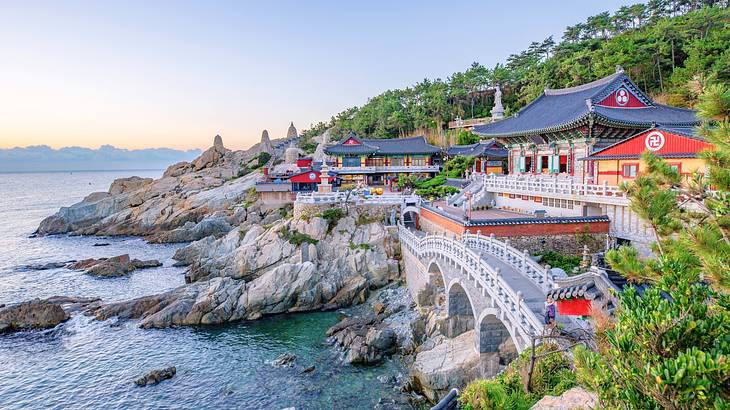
[{"x1": 0, "y1": 171, "x2": 405, "y2": 409}]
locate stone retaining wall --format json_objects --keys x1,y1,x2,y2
[{"x1": 293, "y1": 202, "x2": 401, "y2": 223}]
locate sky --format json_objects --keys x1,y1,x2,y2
[{"x1": 0, "y1": 0, "x2": 636, "y2": 151}]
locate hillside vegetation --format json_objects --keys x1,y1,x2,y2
[{"x1": 301, "y1": 1, "x2": 729, "y2": 143}]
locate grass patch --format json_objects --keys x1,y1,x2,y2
[
  {"x1": 238, "y1": 227, "x2": 249, "y2": 242},
  {"x1": 355, "y1": 213, "x2": 380, "y2": 226},
  {"x1": 348, "y1": 242, "x2": 372, "y2": 251},
  {"x1": 278, "y1": 226, "x2": 318, "y2": 246}
]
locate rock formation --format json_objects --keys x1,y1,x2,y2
[
  {"x1": 90, "y1": 207, "x2": 401, "y2": 328},
  {"x1": 260, "y1": 130, "x2": 273, "y2": 154},
  {"x1": 135, "y1": 367, "x2": 177, "y2": 386},
  {"x1": 286, "y1": 122, "x2": 298, "y2": 139},
  {"x1": 68, "y1": 254, "x2": 161, "y2": 277},
  {"x1": 531, "y1": 387, "x2": 598, "y2": 409},
  {"x1": 0, "y1": 296, "x2": 100, "y2": 333},
  {"x1": 36, "y1": 135, "x2": 264, "y2": 240}
]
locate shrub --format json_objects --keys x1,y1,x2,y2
[
  {"x1": 320, "y1": 208, "x2": 344, "y2": 231},
  {"x1": 460, "y1": 343, "x2": 575, "y2": 410},
  {"x1": 278, "y1": 226, "x2": 318, "y2": 246},
  {"x1": 534, "y1": 251, "x2": 582, "y2": 273},
  {"x1": 256, "y1": 152, "x2": 271, "y2": 168}
]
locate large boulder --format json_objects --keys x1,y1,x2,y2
[
  {"x1": 0, "y1": 299, "x2": 69, "y2": 333},
  {"x1": 410, "y1": 330, "x2": 501, "y2": 402}
]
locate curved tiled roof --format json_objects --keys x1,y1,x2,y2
[
  {"x1": 466, "y1": 215, "x2": 610, "y2": 227},
  {"x1": 446, "y1": 139, "x2": 508, "y2": 158},
  {"x1": 473, "y1": 71, "x2": 699, "y2": 138},
  {"x1": 325, "y1": 133, "x2": 441, "y2": 155}
]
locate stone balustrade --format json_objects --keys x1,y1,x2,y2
[
  {"x1": 399, "y1": 225, "x2": 546, "y2": 350},
  {"x1": 476, "y1": 173, "x2": 629, "y2": 206}
]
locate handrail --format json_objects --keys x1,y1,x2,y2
[
  {"x1": 461, "y1": 231, "x2": 555, "y2": 293},
  {"x1": 478, "y1": 174, "x2": 628, "y2": 204},
  {"x1": 296, "y1": 192, "x2": 421, "y2": 205},
  {"x1": 398, "y1": 225, "x2": 545, "y2": 344}
]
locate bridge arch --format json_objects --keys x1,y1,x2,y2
[
  {"x1": 476, "y1": 309, "x2": 517, "y2": 357},
  {"x1": 402, "y1": 206, "x2": 419, "y2": 229},
  {"x1": 444, "y1": 279, "x2": 477, "y2": 340}
]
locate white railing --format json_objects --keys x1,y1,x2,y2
[
  {"x1": 331, "y1": 165, "x2": 440, "y2": 174},
  {"x1": 478, "y1": 174, "x2": 628, "y2": 205},
  {"x1": 296, "y1": 192, "x2": 421, "y2": 206},
  {"x1": 399, "y1": 225, "x2": 545, "y2": 347},
  {"x1": 462, "y1": 232, "x2": 555, "y2": 293}
]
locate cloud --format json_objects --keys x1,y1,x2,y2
[{"x1": 0, "y1": 145, "x2": 202, "y2": 172}]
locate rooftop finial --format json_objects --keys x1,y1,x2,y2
[{"x1": 616, "y1": 65, "x2": 624, "y2": 73}]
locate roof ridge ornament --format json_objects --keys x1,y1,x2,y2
[
  {"x1": 585, "y1": 99, "x2": 595, "y2": 112},
  {"x1": 616, "y1": 66, "x2": 624, "y2": 74}
]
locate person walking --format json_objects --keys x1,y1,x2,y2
[{"x1": 544, "y1": 297, "x2": 556, "y2": 326}]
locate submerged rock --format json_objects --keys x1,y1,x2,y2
[
  {"x1": 134, "y1": 367, "x2": 177, "y2": 386},
  {"x1": 0, "y1": 299, "x2": 69, "y2": 333},
  {"x1": 15, "y1": 261, "x2": 74, "y2": 271},
  {"x1": 272, "y1": 353, "x2": 297, "y2": 367}
]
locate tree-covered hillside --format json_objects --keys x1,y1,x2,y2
[{"x1": 303, "y1": 1, "x2": 729, "y2": 144}]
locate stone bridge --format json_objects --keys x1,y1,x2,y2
[{"x1": 399, "y1": 225, "x2": 556, "y2": 353}]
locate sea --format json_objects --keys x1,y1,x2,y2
[{"x1": 0, "y1": 170, "x2": 406, "y2": 410}]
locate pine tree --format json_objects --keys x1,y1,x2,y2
[{"x1": 574, "y1": 83, "x2": 730, "y2": 409}]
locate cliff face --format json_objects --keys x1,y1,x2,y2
[
  {"x1": 36, "y1": 136, "x2": 265, "y2": 241},
  {"x1": 91, "y1": 207, "x2": 401, "y2": 328}
]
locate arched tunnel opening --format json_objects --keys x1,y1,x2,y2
[
  {"x1": 444, "y1": 282, "x2": 475, "y2": 338},
  {"x1": 402, "y1": 210, "x2": 418, "y2": 230},
  {"x1": 479, "y1": 314, "x2": 517, "y2": 363},
  {"x1": 417, "y1": 261, "x2": 446, "y2": 307}
]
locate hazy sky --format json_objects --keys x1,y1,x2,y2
[{"x1": 0, "y1": 0, "x2": 635, "y2": 151}]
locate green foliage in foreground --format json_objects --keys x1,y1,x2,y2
[
  {"x1": 460, "y1": 343, "x2": 575, "y2": 410},
  {"x1": 534, "y1": 251, "x2": 582, "y2": 273},
  {"x1": 278, "y1": 226, "x2": 318, "y2": 246},
  {"x1": 574, "y1": 83, "x2": 730, "y2": 409}
]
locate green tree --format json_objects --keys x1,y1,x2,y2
[{"x1": 574, "y1": 83, "x2": 730, "y2": 409}]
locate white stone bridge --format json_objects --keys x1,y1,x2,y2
[{"x1": 399, "y1": 225, "x2": 556, "y2": 353}]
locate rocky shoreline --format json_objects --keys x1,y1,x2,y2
[{"x1": 10, "y1": 135, "x2": 500, "y2": 406}]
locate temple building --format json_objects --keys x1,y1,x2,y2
[
  {"x1": 325, "y1": 133, "x2": 441, "y2": 187},
  {"x1": 472, "y1": 67, "x2": 699, "y2": 183},
  {"x1": 580, "y1": 126, "x2": 711, "y2": 185},
  {"x1": 446, "y1": 139, "x2": 508, "y2": 175}
]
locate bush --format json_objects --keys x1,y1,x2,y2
[
  {"x1": 460, "y1": 343, "x2": 575, "y2": 410},
  {"x1": 320, "y1": 208, "x2": 344, "y2": 231},
  {"x1": 278, "y1": 226, "x2": 318, "y2": 246},
  {"x1": 256, "y1": 152, "x2": 271, "y2": 168},
  {"x1": 534, "y1": 251, "x2": 582, "y2": 273}
]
